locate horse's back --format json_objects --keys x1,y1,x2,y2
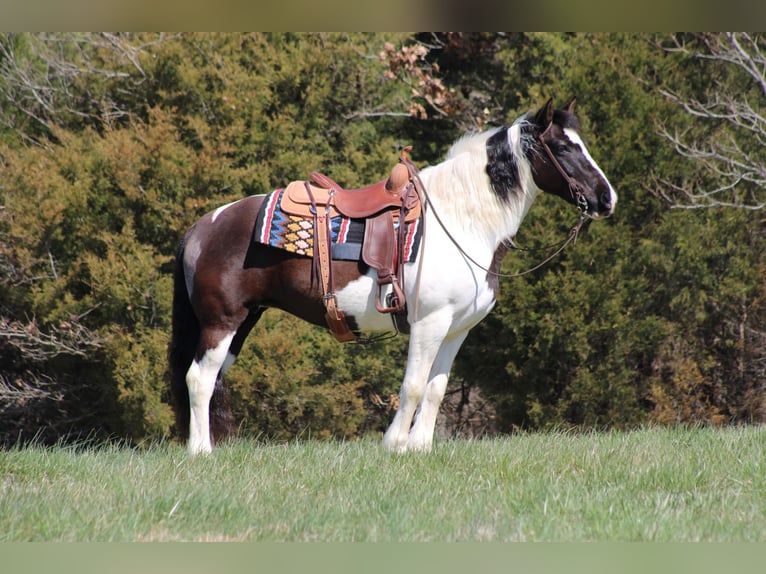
[{"x1": 186, "y1": 195, "x2": 264, "y2": 253}]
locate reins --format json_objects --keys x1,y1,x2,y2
[{"x1": 497, "y1": 213, "x2": 585, "y2": 278}]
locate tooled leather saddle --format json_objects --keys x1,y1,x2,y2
[{"x1": 278, "y1": 147, "x2": 423, "y2": 342}]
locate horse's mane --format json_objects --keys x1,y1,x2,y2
[
  {"x1": 418, "y1": 117, "x2": 539, "y2": 246},
  {"x1": 445, "y1": 116, "x2": 535, "y2": 161},
  {"x1": 444, "y1": 128, "x2": 502, "y2": 160}
]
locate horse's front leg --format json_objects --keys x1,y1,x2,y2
[
  {"x1": 407, "y1": 330, "x2": 469, "y2": 451},
  {"x1": 187, "y1": 330, "x2": 236, "y2": 455},
  {"x1": 382, "y1": 313, "x2": 452, "y2": 453}
]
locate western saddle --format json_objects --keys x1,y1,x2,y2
[{"x1": 279, "y1": 147, "x2": 423, "y2": 342}]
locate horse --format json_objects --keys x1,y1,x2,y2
[{"x1": 168, "y1": 97, "x2": 617, "y2": 455}]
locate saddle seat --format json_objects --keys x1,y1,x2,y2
[{"x1": 280, "y1": 161, "x2": 421, "y2": 222}]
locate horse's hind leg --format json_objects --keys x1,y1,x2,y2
[
  {"x1": 207, "y1": 309, "x2": 264, "y2": 443},
  {"x1": 187, "y1": 308, "x2": 264, "y2": 455},
  {"x1": 187, "y1": 328, "x2": 236, "y2": 455}
]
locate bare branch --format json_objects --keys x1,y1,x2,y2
[
  {"x1": 0, "y1": 33, "x2": 172, "y2": 143},
  {"x1": 378, "y1": 40, "x2": 460, "y2": 120},
  {"x1": 0, "y1": 371, "x2": 61, "y2": 416},
  {"x1": 343, "y1": 111, "x2": 412, "y2": 120},
  {"x1": 0, "y1": 317, "x2": 104, "y2": 361},
  {"x1": 655, "y1": 33, "x2": 766, "y2": 209}
]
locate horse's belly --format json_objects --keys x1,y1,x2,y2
[
  {"x1": 335, "y1": 263, "x2": 498, "y2": 335},
  {"x1": 334, "y1": 273, "x2": 398, "y2": 333}
]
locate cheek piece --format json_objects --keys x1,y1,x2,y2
[{"x1": 538, "y1": 122, "x2": 588, "y2": 214}]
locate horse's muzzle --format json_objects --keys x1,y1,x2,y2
[{"x1": 588, "y1": 186, "x2": 617, "y2": 219}]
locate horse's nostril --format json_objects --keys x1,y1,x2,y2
[{"x1": 600, "y1": 191, "x2": 612, "y2": 209}]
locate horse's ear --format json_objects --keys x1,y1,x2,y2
[
  {"x1": 563, "y1": 96, "x2": 577, "y2": 113},
  {"x1": 535, "y1": 98, "x2": 554, "y2": 127}
]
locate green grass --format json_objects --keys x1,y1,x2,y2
[{"x1": 2, "y1": 426, "x2": 765, "y2": 541}]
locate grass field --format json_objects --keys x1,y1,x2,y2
[{"x1": 2, "y1": 426, "x2": 765, "y2": 542}]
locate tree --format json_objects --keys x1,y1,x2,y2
[
  {"x1": 654, "y1": 33, "x2": 766, "y2": 209},
  {"x1": 453, "y1": 33, "x2": 766, "y2": 430},
  {"x1": 0, "y1": 32, "x2": 418, "y2": 445},
  {"x1": 4, "y1": 33, "x2": 766, "y2": 446}
]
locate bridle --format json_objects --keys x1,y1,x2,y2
[
  {"x1": 538, "y1": 121, "x2": 590, "y2": 215},
  {"x1": 407, "y1": 122, "x2": 589, "y2": 282},
  {"x1": 394, "y1": 132, "x2": 589, "y2": 324}
]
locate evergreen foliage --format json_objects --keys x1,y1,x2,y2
[{"x1": 2, "y1": 33, "x2": 764, "y2": 445}]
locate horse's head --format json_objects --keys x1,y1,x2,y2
[{"x1": 529, "y1": 97, "x2": 617, "y2": 219}]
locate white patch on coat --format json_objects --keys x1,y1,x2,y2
[
  {"x1": 183, "y1": 235, "x2": 202, "y2": 298},
  {"x1": 211, "y1": 199, "x2": 239, "y2": 223}
]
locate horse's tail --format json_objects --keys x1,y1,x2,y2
[{"x1": 168, "y1": 236, "x2": 197, "y2": 442}]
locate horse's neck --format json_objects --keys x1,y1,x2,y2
[{"x1": 419, "y1": 159, "x2": 539, "y2": 251}]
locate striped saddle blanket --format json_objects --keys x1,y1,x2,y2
[{"x1": 253, "y1": 189, "x2": 423, "y2": 263}]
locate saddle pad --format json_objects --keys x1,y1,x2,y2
[{"x1": 254, "y1": 189, "x2": 422, "y2": 263}]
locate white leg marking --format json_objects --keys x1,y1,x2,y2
[
  {"x1": 220, "y1": 351, "x2": 237, "y2": 377},
  {"x1": 187, "y1": 332, "x2": 235, "y2": 455},
  {"x1": 408, "y1": 331, "x2": 470, "y2": 451},
  {"x1": 382, "y1": 313, "x2": 452, "y2": 452}
]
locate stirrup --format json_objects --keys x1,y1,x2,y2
[{"x1": 375, "y1": 278, "x2": 406, "y2": 314}]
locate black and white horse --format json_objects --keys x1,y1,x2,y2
[{"x1": 169, "y1": 97, "x2": 617, "y2": 454}]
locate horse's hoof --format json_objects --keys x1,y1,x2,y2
[
  {"x1": 188, "y1": 442, "x2": 213, "y2": 456},
  {"x1": 382, "y1": 435, "x2": 408, "y2": 453}
]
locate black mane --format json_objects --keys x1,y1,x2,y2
[{"x1": 485, "y1": 120, "x2": 538, "y2": 201}]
